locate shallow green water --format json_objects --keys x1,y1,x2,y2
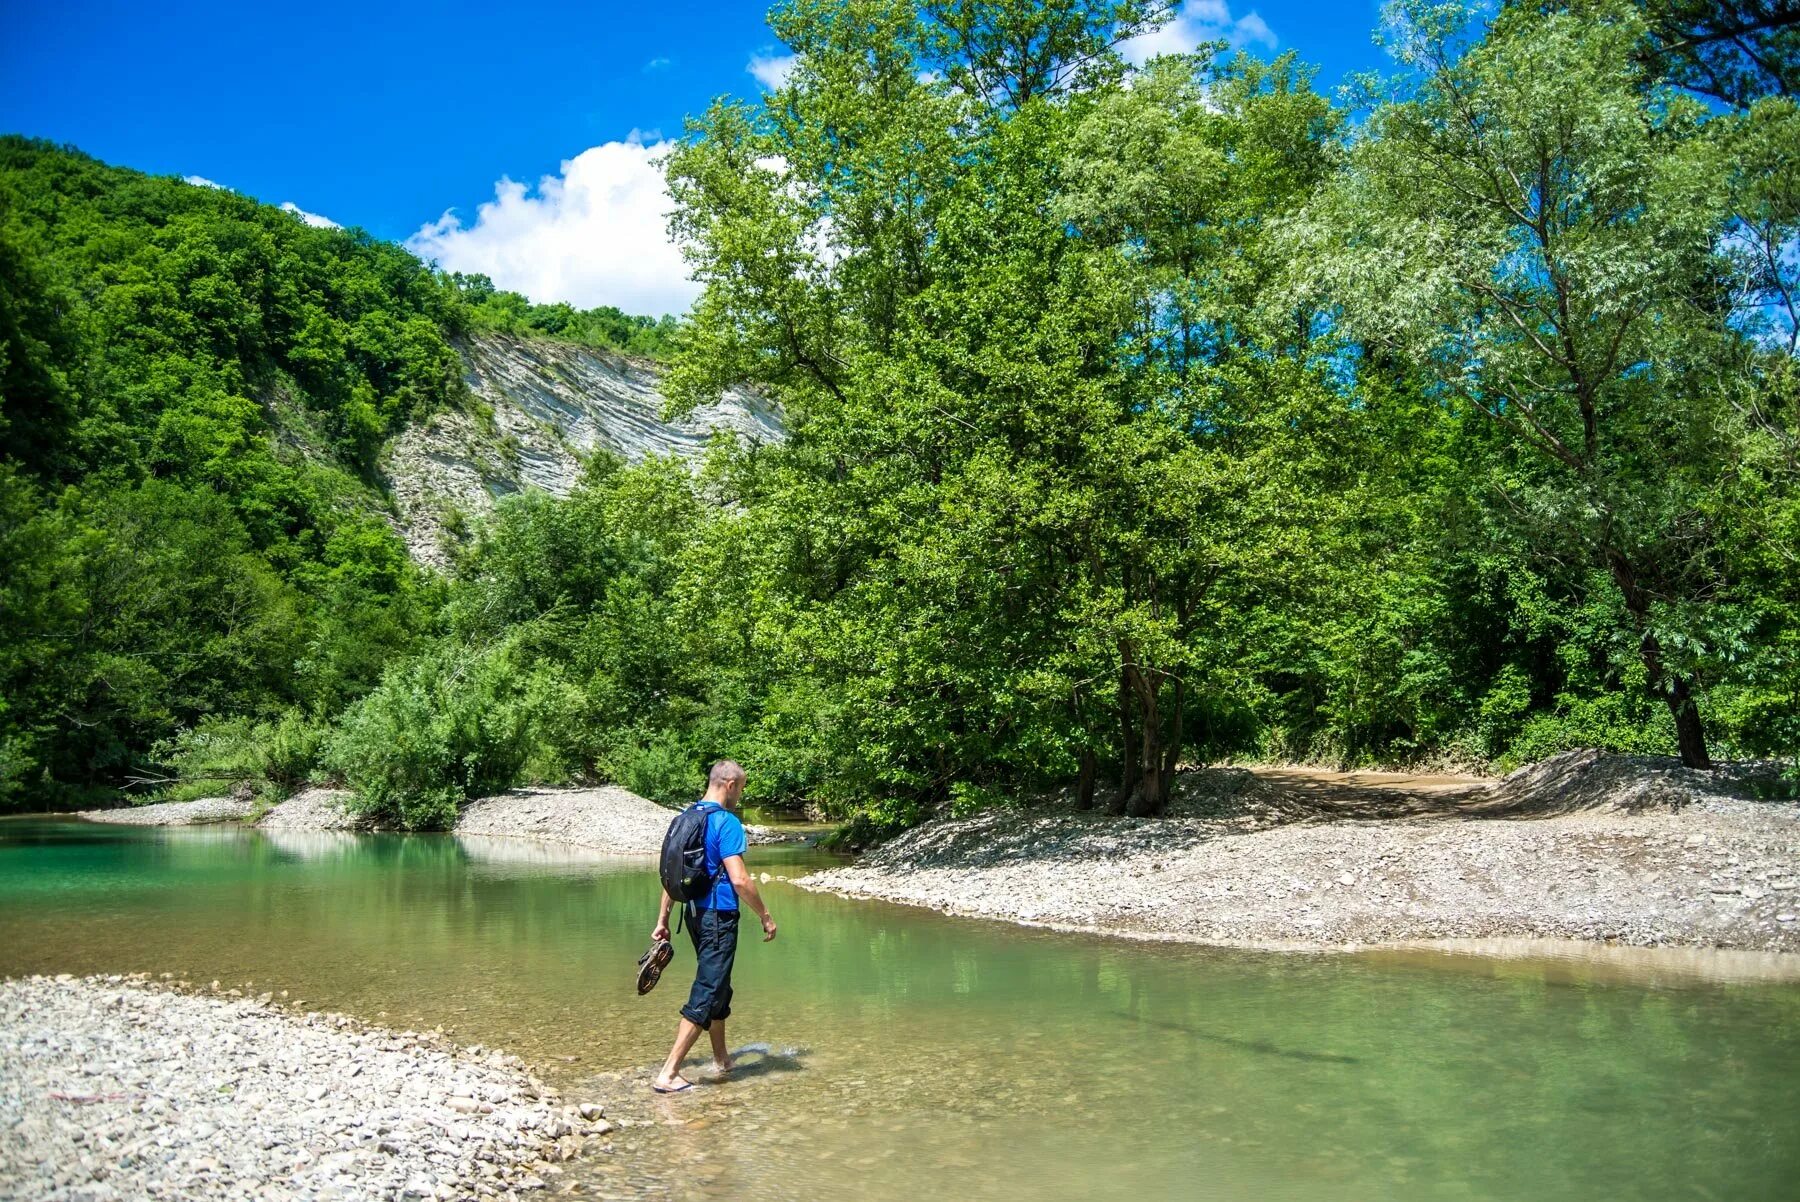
[{"x1": 2, "y1": 819, "x2": 1797, "y2": 1201}]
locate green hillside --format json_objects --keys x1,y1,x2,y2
[{"x1": 0, "y1": 138, "x2": 670, "y2": 805}]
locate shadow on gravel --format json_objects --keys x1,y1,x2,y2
[
  {"x1": 1207, "y1": 750, "x2": 1795, "y2": 824},
  {"x1": 862, "y1": 750, "x2": 1797, "y2": 873}
]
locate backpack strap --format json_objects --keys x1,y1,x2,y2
[{"x1": 678, "y1": 802, "x2": 725, "y2": 934}]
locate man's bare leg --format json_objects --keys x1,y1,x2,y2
[
  {"x1": 654, "y1": 1018, "x2": 706, "y2": 1090},
  {"x1": 708, "y1": 1020, "x2": 732, "y2": 1075}
]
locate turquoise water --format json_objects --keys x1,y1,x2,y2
[{"x1": 2, "y1": 818, "x2": 1797, "y2": 1201}]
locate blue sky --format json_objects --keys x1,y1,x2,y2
[{"x1": 1, "y1": 0, "x2": 1393, "y2": 315}]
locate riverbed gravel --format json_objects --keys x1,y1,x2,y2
[
  {"x1": 255, "y1": 787, "x2": 366, "y2": 831},
  {"x1": 451, "y1": 787, "x2": 675, "y2": 853},
  {"x1": 799, "y1": 751, "x2": 1800, "y2": 954},
  {"x1": 0, "y1": 974, "x2": 612, "y2": 1202},
  {"x1": 81, "y1": 785, "x2": 790, "y2": 853},
  {"x1": 74, "y1": 796, "x2": 253, "y2": 825}
]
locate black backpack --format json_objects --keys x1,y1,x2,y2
[{"x1": 659, "y1": 802, "x2": 722, "y2": 916}]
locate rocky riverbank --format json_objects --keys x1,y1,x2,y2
[
  {"x1": 451, "y1": 787, "x2": 674, "y2": 853},
  {"x1": 0, "y1": 975, "x2": 613, "y2": 1202},
  {"x1": 77, "y1": 784, "x2": 790, "y2": 853},
  {"x1": 74, "y1": 796, "x2": 252, "y2": 825},
  {"x1": 798, "y1": 751, "x2": 1800, "y2": 955}
]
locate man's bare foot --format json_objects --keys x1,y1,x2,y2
[
  {"x1": 710, "y1": 1057, "x2": 733, "y2": 1076},
  {"x1": 651, "y1": 1074, "x2": 694, "y2": 1094}
]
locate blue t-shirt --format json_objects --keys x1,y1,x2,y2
[{"x1": 691, "y1": 801, "x2": 747, "y2": 911}]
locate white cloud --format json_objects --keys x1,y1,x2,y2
[
  {"x1": 185, "y1": 174, "x2": 228, "y2": 189},
  {"x1": 643, "y1": 56, "x2": 672, "y2": 72},
  {"x1": 280, "y1": 201, "x2": 341, "y2": 229},
  {"x1": 405, "y1": 138, "x2": 699, "y2": 318},
  {"x1": 1120, "y1": 0, "x2": 1277, "y2": 64},
  {"x1": 747, "y1": 50, "x2": 798, "y2": 90}
]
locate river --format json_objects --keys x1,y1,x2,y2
[{"x1": 2, "y1": 818, "x2": 1796, "y2": 1200}]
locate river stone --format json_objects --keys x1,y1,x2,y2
[{"x1": 0, "y1": 976, "x2": 595, "y2": 1201}]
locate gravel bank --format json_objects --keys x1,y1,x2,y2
[
  {"x1": 449, "y1": 787, "x2": 789, "y2": 853},
  {"x1": 255, "y1": 787, "x2": 364, "y2": 831},
  {"x1": 799, "y1": 751, "x2": 1800, "y2": 954},
  {"x1": 451, "y1": 787, "x2": 674, "y2": 854},
  {"x1": 0, "y1": 975, "x2": 612, "y2": 1202},
  {"x1": 79, "y1": 785, "x2": 795, "y2": 854},
  {"x1": 75, "y1": 797, "x2": 252, "y2": 826}
]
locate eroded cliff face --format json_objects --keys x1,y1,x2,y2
[{"x1": 381, "y1": 331, "x2": 781, "y2": 568}]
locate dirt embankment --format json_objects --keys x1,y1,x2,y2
[{"x1": 798, "y1": 750, "x2": 1800, "y2": 955}]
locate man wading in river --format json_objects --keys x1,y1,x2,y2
[{"x1": 651, "y1": 760, "x2": 777, "y2": 1094}]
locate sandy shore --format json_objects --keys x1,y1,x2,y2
[
  {"x1": 0, "y1": 975, "x2": 613, "y2": 1201},
  {"x1": 798, "y1": 751, "x2": 1800, "y2": 955}
]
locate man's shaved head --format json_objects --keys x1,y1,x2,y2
[{"x1": 708, "y1": 760, "x2": 746, "y2": 789}]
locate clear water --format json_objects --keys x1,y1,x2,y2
[{"x1": 2, "y1": 819, "x2": 1797, "y2": 1201}]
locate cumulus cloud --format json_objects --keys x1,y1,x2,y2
[
  {"x1": 747, "y1": 50, "x2": 798, "y2": 90},
  {"x1": 280, "y1": 201, "x2": 341, "y2": 229},
  {"x1": 405, "y1": 138, "x2": 699, "y2": 318},
  {"x1": 1120, "y1": 0, "x2": 1277, "y2": 63},
  {"x1": 184, "y1": 174, "x2": 227, "y2": 189}
]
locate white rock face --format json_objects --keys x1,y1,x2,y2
[{"x1": 382, "y1": 331, "x2": 782, "y2": 568}]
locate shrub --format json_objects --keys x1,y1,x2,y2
[
  {"x1": 1501, "y1": 692, "x2": 1677, "y2": 770},
  {"x1": 607, "y1": 729, "x2": 702, "y2": 807},
  {"x1": 326, "y1": 637, "x2": 584, "y2": 829},
  {"x1": 156, "y1": 709, "x2": 328, "y2": 802}
]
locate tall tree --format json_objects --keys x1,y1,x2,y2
[
  {"x1": 667, "y1": 2, "x2": 1345, "y2": 815},
  {"x1": 1303, "y1": 0, "x2": 1769, "y2": 767}
]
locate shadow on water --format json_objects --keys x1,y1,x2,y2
[
  {"x1": 711, "y1": 1044, "x2": 810, "y2": 1081},
  {"x1": 1111, "y1": 1010, "x2": 1362, "y2": 1064}
]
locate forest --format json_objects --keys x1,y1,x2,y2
[{"x1": 1, "y1": 0, "x2": 1795, "y2": 834}]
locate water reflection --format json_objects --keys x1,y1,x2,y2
[
  {"x1": 259, "y1": 829, "x2": 365, "y2": 862},
  {"x1": 454, "y1": 834, "x2": 653, "y2": 875}
]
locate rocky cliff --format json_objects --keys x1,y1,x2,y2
[{"x1": 381, "y1": 331, "x2": 781, "y2": 567}]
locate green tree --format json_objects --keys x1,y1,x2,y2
[
  {"x1": 1302, "y1": 0, "x2": 1767, "y2": 767},
  {"x1": 666, "y1": 2, "x2": 1350, "y2": 816}
]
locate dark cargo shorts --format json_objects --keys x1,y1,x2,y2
[{"x1": 681, "y1": 907, "x2": 739, "y2": 1029}]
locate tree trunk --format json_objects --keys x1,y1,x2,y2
[
  {"x1": 1159, "y1": 675, "x2": 1185, "y2": 797},
  {"x1": 1110, "y1": 668, "x2": 1134, "y2": 814},
  {"x1": 1122, "y1": 648, "x2": 1167, "y2": 817},
  {"x1": 1665, "y1": 670, "x2": 1712, "y2": 770},
  {"x1": 1077, "y1": 746, "x2": 1097, "y2": 810},
  {"x1": 1606, "y1": 550, "x2": 1712, "y2": 769}
]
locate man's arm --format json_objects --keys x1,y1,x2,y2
[
  {"x1": 723, "y1": 855, "x2": 777, "y2": 941},
  {"x1": 652, "y1": 886, "x2": 673, "y2": 942}
]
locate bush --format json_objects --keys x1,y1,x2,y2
[
  {"x1": 1501, "y1": 692, "x2": 1677, "y2": 770},
  {"x1": 606, "y1": 729, "x2": 702, "y2": 807},
  {"x1": 818, "y1": 797, "x2": 923, "y2": 851},
  {"x1": 157, "y1": 710, "x2": 328, "y2": 802},
  {"x1": 325, "y1": 638, "x2": 583, "y2": 829}
]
